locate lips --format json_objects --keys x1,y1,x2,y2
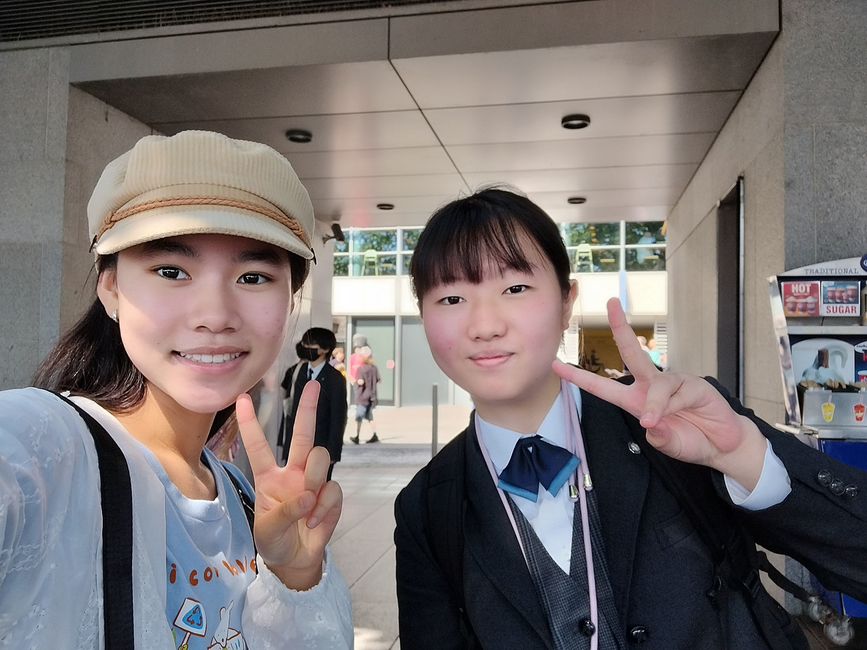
[{"x1": 469, "y1": 351, "x2": 513, "y2": 367}]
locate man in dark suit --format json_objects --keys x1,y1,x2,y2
[{"x1": 279, "y1": 327, "x2": 347, "y2": 480}]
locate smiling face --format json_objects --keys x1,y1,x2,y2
[
  {"x1": 97, "y1": 233, "x2": 293, "y2": 416},
  {"x1": 420, "y1": 238, "x2": 576, "y2": 431}
]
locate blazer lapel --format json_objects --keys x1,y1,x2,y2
[
  {"x1": 578, "y1": 389, "x2": 650, "y2": 625},
  {"x1": 462, "y1": 421, "x2": 554, "y2": 646}
]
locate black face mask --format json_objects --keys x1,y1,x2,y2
[{"x1": 296, "y1": 343, "x2": 320, "y2": 361}]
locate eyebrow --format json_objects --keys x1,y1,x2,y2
[
  {"x1": 139, "y1": 239, "x2": 285, "y2": 265},
  {"x1": 140, "y1": 240, "x2": 196, "y2": 258},
  {"x1": 235, "y1": 248, "x2": 285, "y2": 265}
]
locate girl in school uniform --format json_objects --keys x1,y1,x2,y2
[
  {"x1": 395, "y1": 188, "x2": 867, "y2": 649},
  {"x1": 0, "y1": 131, "x2": 352, "y2": 648}
]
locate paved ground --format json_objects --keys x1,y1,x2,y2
[{"x1": 330, "y1": 404, "x2": 471, "y2": 650}]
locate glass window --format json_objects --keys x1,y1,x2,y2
[
  {"x1": 354, "y1": 229, "x2": 397, "y2": 252},
  {"x1": 625, "y1": 221, "x2": 665, "y2": 245},
  {"x1": 594, "y1": 248, "x2": 620, "y2": 272},
  {"x1": 400, "y1": 252, "x2": 413, "y2": 275},
  {"x1": 335, "y1": 238, "x2": 348, "y2": 254},
  {"x1": 402, "y1": 228, "x2": 422, "y2": 251},
  {"x1": 334, "y1": 254, "x2": 349, "y2": 276},
  {"x1": 567, "y1": 247, "x2": 620, "y2": 272},
  {"x1": 379, "y1": 255, "x2": 398, "y2": 276},
  {"x1": 563, "y1": 223, "x2": 620, "y2": 246},
  {"x1": 625, "y1": 248, "x2": 666, "y2": 271}
]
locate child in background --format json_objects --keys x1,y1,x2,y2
[
  {"x1": 0, "y1": 131, "x2": 352, "y2": 648},
  {"x1": 395, "y1": 188, "x2": 867, "y2": 650}
]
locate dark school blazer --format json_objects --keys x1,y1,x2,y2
[
  {"x1": 394, "y1": 380, "x2": 867, "y2": 649},
  {"x1": 280, "y1": 361, "x2": 347, "y2": 463}
]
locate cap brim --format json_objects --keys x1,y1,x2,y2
[{"x1": 93, "y1": 204, "x2": 314, "y2": 260}]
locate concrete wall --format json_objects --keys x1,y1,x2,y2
[
  {"x1": 781, "y1": 0, "x2": 867, "y2": 269},
  {"x1": 668, "y1": 0, "x2": 867, "y2": 424},
  {"x1": 0, "y1": 48, "x2": 70, "y2": 388},
  {"x1": 667, "y1": 39, "x2": 786, "y2": 424}
]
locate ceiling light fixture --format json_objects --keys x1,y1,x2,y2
[
  {"x1": 567, "y1": 196, "x2": 587, "y2": 205},
  {"x1": 376, "y1": 202, "x2": 395, "y2": 210},
  {"x1": 285, "y1": 129, "x2": 312, "y2": 143},
  {"x1": 561, "y1": 114, "x2": 591, "y2": 130}
]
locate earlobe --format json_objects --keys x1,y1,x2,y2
[
  {"x1": 562, "y1": 280, "x2": 578, "y2": 329},
  {"x1": 96, "y1": 268, "x2": 119, "y2": 321}
]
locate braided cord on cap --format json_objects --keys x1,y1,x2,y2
[{"x1": 96, "y1": 196, "x2": 311, "y2": 249}]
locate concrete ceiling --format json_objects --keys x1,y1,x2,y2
[{"x1": 69, "y1": 0, "x2": 779, "y2": 230}]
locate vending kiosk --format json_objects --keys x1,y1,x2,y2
[{"x1": 769, "y1": 254, "x2": 867, "y2": 642}]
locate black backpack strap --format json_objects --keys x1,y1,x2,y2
[
  {"x1": 52, "y1": 392, "x2": 134, "y2": 649},
  {"x1": 221, "y1": 460, "x2": 256, "y2": 539},
  {"x1": 425, "y1": 437, "x2": 480, "y2": 645}
]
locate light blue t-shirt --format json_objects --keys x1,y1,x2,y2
[{"x1": 140, "y1": 446, "x2": 255, "y2": 650}]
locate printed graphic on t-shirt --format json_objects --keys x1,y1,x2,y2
[
  {"x1": 168, "y1": 555, "x2": 255, "y2": 649},
  {"x1": 172, "y1": 597, "x2": 246, "y2": 650}
]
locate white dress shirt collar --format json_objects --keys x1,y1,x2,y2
[{"x1": 477, "y1": 383, "x2": 583, "y2": 473}]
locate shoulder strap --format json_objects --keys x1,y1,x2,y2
[
  {"x1": 221, "y1": 461, "x2": 256, "y2": 537},
  {"x1": 425, "y1": 437, "x2": 481, "y2": 644},
  {"x1": 52, "y1": 392, "x2": 135, "y2": 649}
]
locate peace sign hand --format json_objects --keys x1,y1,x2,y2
[
  {"x1": 236, "y1": 381, "x2": 343, "y2": 590},
  {"x1": 553, "y1": 298, "x2": 768, "y2": 490}
]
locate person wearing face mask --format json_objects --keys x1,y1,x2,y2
[{"x1": 280, "y1": 328, "x2": 348, "y2": 479}]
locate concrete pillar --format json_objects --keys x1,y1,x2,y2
[{"x1": 0, "y1": 48, "x2": 70, "y2": 389}]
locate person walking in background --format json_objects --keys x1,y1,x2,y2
[
  {"x1": 348, "y1": 333, "x2": 368, "y2": 383},
  {"x1": 351, "y1": 346, "x2": 380, "y2": 444},
  {"x1": 647, "y1": 337, "x2": 665, "y2": 369},
  {"x1": 280, "y1": 328, "x2": 348, "y2": 480},
  {"x1": 330, "y1": 346, "x2": 347, "y2": 377}
]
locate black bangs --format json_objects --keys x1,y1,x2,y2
[{"x1": 410, "y1": 188, "x2": 572, "y2": 302}]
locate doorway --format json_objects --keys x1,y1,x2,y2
[{"x1": 716, "y1": 177, "x2": 745, "y2": 402}]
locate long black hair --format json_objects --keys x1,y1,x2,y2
[
  {"x1": 410, "y1": 187, "x2": 572, "y2": 304},
  {"x1": 32, "y1": 250, "x2": 309, "y2": 412}
]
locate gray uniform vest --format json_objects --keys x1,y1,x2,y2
[{"x1": 510, "y1": 492, "x2": 624, "y2": 650}]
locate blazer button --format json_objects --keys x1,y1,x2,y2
[
  {"x1": 578, "y1": 618, "x2": 596, "y2": 637},
  {"x1": 817, "y1": 470, "x2": 832, "y2": 486},
  {"x1": 845, "y1": 485, "x2": 859, "y2": 498},
  {"x1": 830, "y1": 479, "x2": 846, "y2": 496},
  {"x1": 628, "y1": 625, "x2": 650, "y2": 643}
]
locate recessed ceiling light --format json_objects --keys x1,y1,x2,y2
[
  {"x1": 285, "y1": 129, "x2": 312, "y2": 143},
  {"x1": 561, "y1": 114, "x2": 591, "y2": 130},
  {"x1": 376, "y1": 202, "x2": 395, "y2": 210},
  {"x1": 567, "y1": 196, "x2": 587, "y2": 205}
]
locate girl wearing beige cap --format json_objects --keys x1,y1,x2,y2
[{"x1": 0, "y1": 131, "x2": 352, "y2": 648}]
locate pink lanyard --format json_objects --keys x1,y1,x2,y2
[{"x1": 475, "y1": 379, "x2": 598, "y2": 650}]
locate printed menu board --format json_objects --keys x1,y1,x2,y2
[
  {"x1": 782, "y1": 280, "x2": 820, "y2": 317},
  {"x1": 820, "y1": 280, "x2": 862, "y2": 317}
]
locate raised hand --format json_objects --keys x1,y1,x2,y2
[
  {"x1": 553, "y1": 297, "x2": 767, "y2": 490},
  {"x1": 236, "y1": 381, "x2": 343, "y2": 590}
]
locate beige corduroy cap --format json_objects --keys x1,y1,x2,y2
[{"x1": 87, "y1": 130, "x2": 315, "y2": 260}]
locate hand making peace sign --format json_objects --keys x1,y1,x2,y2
[
  {"x1": 553, "y1": 298, "x2": 768, "y2": 490},
  {"x1": 236, "y1": 381, "x2": 343, "y2": 590}
]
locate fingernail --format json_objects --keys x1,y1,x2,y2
[{"x1": 307, "y1": 516, "x2": 320, "y2": 528}]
